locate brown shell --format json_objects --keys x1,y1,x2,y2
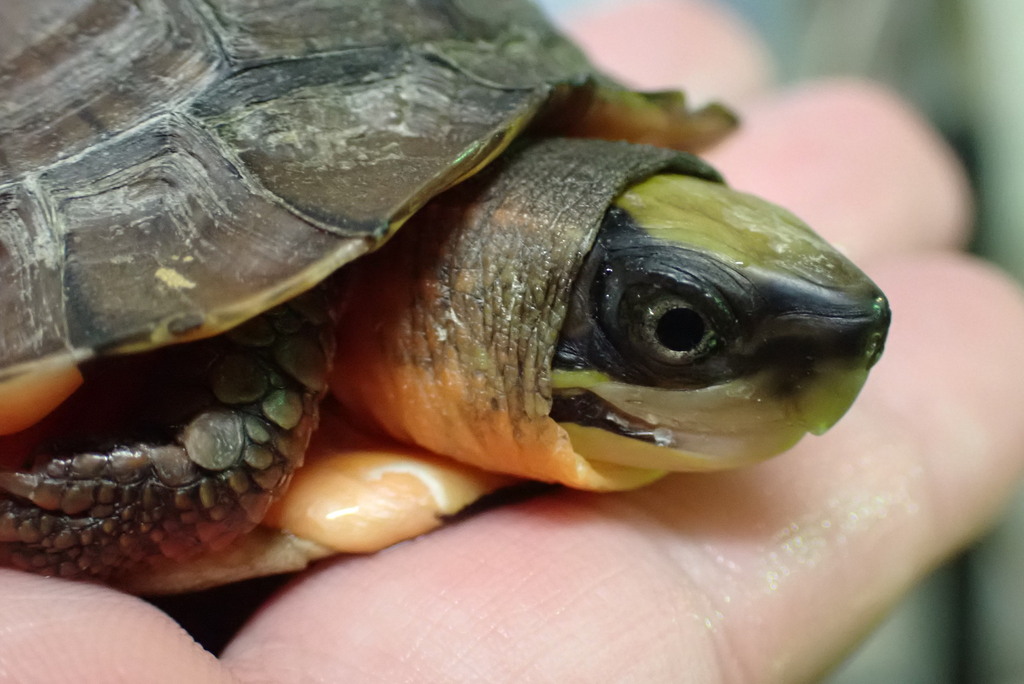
[{"x1": 0, "y1": 0, "x2": 602, "y2": 381}]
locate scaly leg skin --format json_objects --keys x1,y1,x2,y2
[
  {"x1": 0, "y1": 290, "x2": 334, "y2": 580},
  {"x1": 115, "y1": 411, "x2": 521, "y2": 595}
]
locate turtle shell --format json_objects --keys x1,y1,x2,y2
[
  {"x1": 0, "y1": 0, "x2": 757, "y2": 589},
  {"x1": 0, "y1": 0, "x2": 625, "y2": 381}
]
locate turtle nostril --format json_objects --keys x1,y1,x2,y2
[
  {"x1": 864, "y1": 330, "x2": 886, "y2": 368},
  {"x1": 864, "y1": 295, "x2": 891, "y2": 368}
]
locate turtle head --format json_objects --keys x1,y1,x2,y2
[{"x1": 553, "y1": 174, "x2": 890, "y2": 471}]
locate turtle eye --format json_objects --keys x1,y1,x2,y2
[
  {"x1": 652, "y1": 304, "x2": 706, "y2": 354},
  {"x1": 621, "y1": 289, "x2": 716, "y2": 366}
]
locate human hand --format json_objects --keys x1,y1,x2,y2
[{"x1": 3, "y1": 2, "x2": 1023, "y2": 682}]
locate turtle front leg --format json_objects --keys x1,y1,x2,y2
[{"x1": 0, "y1": 292, "x2": 333, "y2": 579}]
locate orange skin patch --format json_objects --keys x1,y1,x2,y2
[
  {"x1": 0, "y1": 353, "x2": 157, "y2": 469},
  {"x1": 332, "y1": 328, "x2": 659, "y2": 492},
  {"x1": 329, "y1": 214, "x2": 661, "y2": 492},
  {"x1": 0, "y1": 362, "x2": 82, "y2": 438},
  {"x1": 265, "y1": 410, "x2": 513, "y2": 553}
]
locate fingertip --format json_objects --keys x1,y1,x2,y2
[
  {"x1": 0, "y1": 572, "x2": 229, "y2": 683},
  {"x1": 666, "y1": 255, "x2": 1024, "y2": 680},
  {"x1": 705, "y1": 80, "x2": 973, "y2": 259},
  {"x1": 557, "y1": 0, "x2": 774, "y2": 102},
  {"x1": 865, "y1": 253, "x2": 1024, "y2": 533}
]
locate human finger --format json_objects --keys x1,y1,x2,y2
[
  {"x1": 558, "y1": 0, "x2": 774, "y2": 102},
  {"x1": 560, "y1": 0, "x2": 971, "y2": 261},
  {"x1": 0, "y1": 571, "x2": 232, "y2": 683},
  {"x1": 705, "y1": 81, "x2": 973, "y2": 260},
  {"x1": 221, "y1": 255, "x2": 1024, "y2": 683}
]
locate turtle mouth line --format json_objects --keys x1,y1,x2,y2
[
  {"x1": 551, "y1": 389, "x2": 687, "y2": 449},
  {"x1": 552, "y1": 387, "x2": 803, "y2": 471},
  {"x1": 551, "y1": 365, "x2": 870, "y2": 472}
]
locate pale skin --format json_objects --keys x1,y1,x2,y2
[{"x1": 2, "y1": 1, "x2": 1023, "y2": 682}]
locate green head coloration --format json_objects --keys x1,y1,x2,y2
[{"x1": 552, "y1": 174, "x2": 890, "y2": 471}]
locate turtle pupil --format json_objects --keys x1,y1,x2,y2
[{"x1": 655, "y1": 307, "x2": 705, "y2": 353}]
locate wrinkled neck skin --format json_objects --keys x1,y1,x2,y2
[{"x1": 330, "y1": 139, "x2": 714, "y2": 491}]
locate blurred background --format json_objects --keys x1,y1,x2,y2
[{"x1": 539, "y1": 1, "x2": 1023, "y2": 681}]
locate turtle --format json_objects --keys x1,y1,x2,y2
[{"x1": 0, "y1": 0, "x2": 890, "y2": 594}]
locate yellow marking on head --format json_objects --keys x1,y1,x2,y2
[
  {"x1": 551, "y1": 369, "x2": 612, "y2": 390},
  {"x1": 615, "y1": 175, "x2": 865, "y2": 287}
]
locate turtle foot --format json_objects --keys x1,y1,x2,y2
[
  {"x1": 0, "y1": 293, "x2": 333, "y2": 580},
  {"x1": 0, "y1": 440, "x2": 277, "y2": 578}
]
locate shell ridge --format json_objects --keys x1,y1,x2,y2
[
  {"x1": 181, "y1": 0, "x2": 233, "y2": 68},
  {"x1": 0, "y1": 179, "x2": 80, "y2": 373}
]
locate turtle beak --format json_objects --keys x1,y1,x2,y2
[{"x1": 752, "y1": 281, "x2": 891, "y2": 435}]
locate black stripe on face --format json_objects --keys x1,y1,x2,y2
[
  {"x1": 554, "y1": 206, "x2": 890, "y2": 399},
  {"x1": 550, "y1": 387, "x2": 664, "y2": 444}
]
